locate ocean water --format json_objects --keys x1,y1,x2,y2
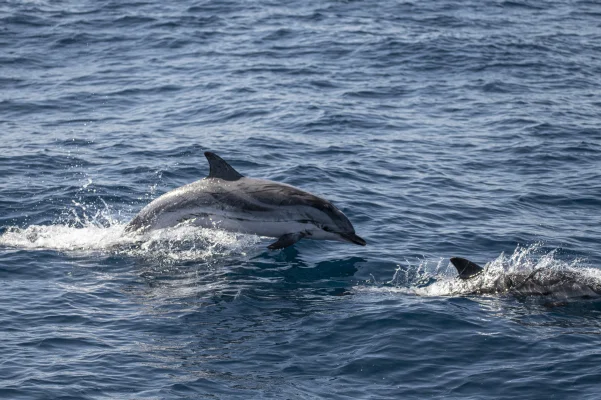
[{"x1": 1, "y1": 0, "x2": 601, "y2": 398}]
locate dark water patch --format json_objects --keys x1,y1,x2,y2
[
  {"x1": 51, "y1": 33, "x2": 97, "y2": 48},
  {"x1": 517, "y1": 193, "x2": 601, "y2": 208},
  {"x1": 2, "y1": 13, "x2": 50, "y2": 28},
  {"x1": 20, "y1": 336, "x2": 112, "y2": 350},
  {"x1": 501, "y1": 1, "x2": 548, "y2": 10}
]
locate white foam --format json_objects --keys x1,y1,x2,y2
[
  {"x1": 0, "y1": 222, "x2": 260, "y2": 261},
  {"x1": 0, "y1": 223, "x2": 131, "y2": 252},
  {"x1": 0, "y1": 195, "x2": 261, "y2": 262}
]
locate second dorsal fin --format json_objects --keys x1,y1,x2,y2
[{"x1": 205, "y1": 152, "x2": 244, "y2": 181}]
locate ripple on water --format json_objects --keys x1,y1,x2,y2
[{"x1": 2, "y1": 0, "x2": 601, "y2": 398}]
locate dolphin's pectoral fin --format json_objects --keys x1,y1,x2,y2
[
  {"x1": 450, "y1": 257, "x2": 484, "y2": 279},
  {"x1": 267, "y1": 232, "x2": 306, "y2": 250},
  {"x1": 205, "y1": 152, "x2": 244, "y2": 181}
]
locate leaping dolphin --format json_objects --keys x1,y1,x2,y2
[
  {"x1": 125, "y1": 152, "x2": 366, "y2": 250},
  {"x1": 450, "y1": 257, "x2": 601, "y2": 298}
]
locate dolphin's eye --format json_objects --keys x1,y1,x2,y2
[{"x1": 322, "y1": 226, "x2": 332, "y2": 232}]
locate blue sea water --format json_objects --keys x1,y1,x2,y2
[{"x1": 2, "y1": 0, "x2": 601, "y2": 398}]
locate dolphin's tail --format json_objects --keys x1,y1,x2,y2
[{"x1": 450, "y1": 257, "x2": 484, "y2": 279}]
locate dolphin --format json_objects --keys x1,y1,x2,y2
[
  {"x1": 449, "y1": 257, "x2": 601, "y2": 298},
  {"x1": 125, "y1": 152, "x2": 366, "y2": 249}
]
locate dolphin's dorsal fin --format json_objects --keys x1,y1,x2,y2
[
  {"x1": 205, "y1": 152, "x2": 243, "y2": 181},
  {"x1": 450, "y1": 257, "x2": 484, "y2": 279}
]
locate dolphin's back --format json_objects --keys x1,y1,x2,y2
[
  {"x1": 239, "y1": 179, "x2": 354, "y2": 230},
  {"x1": 449, "y1": 257, "x2": 601, "y2": 298}
]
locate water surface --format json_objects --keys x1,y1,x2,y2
[{"x1": 2, "y1": 0, "x2": 601, "y2": 398}]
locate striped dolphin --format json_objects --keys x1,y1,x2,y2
[
  {"x1": 450, "y1": 257, "x2": 601, "y2": 298},
  {"x1": 125, "y1": 152, "x2": 366, "y2": 249}
]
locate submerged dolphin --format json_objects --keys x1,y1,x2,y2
[
  {"x1": 125, "y1": 152, "x2": 366, "y2": 249},
  {"x1": 450, "y1": 257, "x2": 601, "y2": 298}
]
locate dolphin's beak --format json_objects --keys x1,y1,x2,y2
[{"x1": 339, "y1": 232, "x2": 367, "y2": 246}]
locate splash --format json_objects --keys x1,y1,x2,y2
[
  {"x1": 409, "y1": 244, "x2": 601, "y2": 298},
  {"x1": 0, "y1": 223, "x2": 131, "y2": 252},
  {"x1": 352, "y1": 244, "x2": 601, "y2": 299},
  {"x1": 0, "y1": 199, "x2": 261, "y2": 262}
]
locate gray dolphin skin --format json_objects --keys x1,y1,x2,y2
[
  {"x1": 125, "y1": 152, "x2": 366, "y2": 249},
  {"x1": 450, "y1": 257, "x2": 601, "y2": 298}
]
